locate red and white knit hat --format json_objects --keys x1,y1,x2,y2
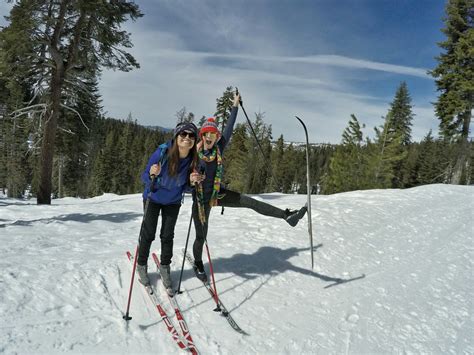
[{"x1": 200, "y1": 117, "x2": 220, "y2": 137}]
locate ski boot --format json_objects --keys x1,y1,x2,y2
[
  {"x1": 284, "y1": 204, "x2": 308, "y2": 227},
  {"x1": 136, "y1": 264, "x2": 150, "y2": 286},
  {"x1": 159, "y1": 264, "x2": 174, "y2": 296},
  {"x1": 194, "y1": 260, "x2": 208, "y2": 283}
]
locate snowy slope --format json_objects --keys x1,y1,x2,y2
[{"x1": 0, "y1": 185, "x2": 473, "y2": 354}]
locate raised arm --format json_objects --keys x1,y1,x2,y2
[{"x1": 220, "y1": 92, "x2": 241, "y2": 150}]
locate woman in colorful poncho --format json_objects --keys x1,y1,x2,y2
[{"x1": 189, "y1": 92, "x2": 307, "y2": 282}]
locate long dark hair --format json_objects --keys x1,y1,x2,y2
[{"x1": 167, "y1": 139, "x2": 198, "y2": 177}]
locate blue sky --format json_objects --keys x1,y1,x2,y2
[{"x1": 1, "y1": 0, "x2": 447, "y2": 143}]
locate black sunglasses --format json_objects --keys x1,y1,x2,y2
[{"x1": 178, "y1": 131, "x2": 196, "y2": 139}]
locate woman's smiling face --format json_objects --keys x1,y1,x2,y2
[
  {"x1": 202, "y1": 132, "x2": 218, "y2": 150},
  {"x1": 177, "y1": 130, "x2": 196, "y2": 149}
]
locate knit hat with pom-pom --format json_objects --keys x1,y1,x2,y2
[{"x1": 199, "y1": 117, "x2": 220, "y2": 136}]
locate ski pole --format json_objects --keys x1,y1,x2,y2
[
  {"x1": 196, "y1": 190, "x2": 222, "y2": 311},
  {"x1": 123, "y1": 245, "x2": 138, "y2": 321},
  {"x1": 123, "y1": 175, "x2": 156, "y2": 321},
  {"x1": 176, "y1": 213, "x2": 193, "y2": 294},
  {"x1": 204, "y1": 240, "x2": 221, "y2": 312},
  {"x1": 197, "y1": 205, "x2": 222, "y2": 311}
]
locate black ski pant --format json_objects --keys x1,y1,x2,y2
[
  {"x1": 137, "y1": 200, "x2": 181, "y2": 266},
  {"x1": 192, "y1": 187, "x2": 287, "y2": 262}
]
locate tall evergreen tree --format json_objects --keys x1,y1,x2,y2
[
  {"x1": 429, "y1": 0, "x2": 473, "y2": 184},
  {"x1": 387, "y1": 82, "x2": 414, "y2": 146},
  {"x1": 385, "y1": 82, "x2": 415, "y2": 187},
  {"x1": 1, "y1": 0, "x2": 143, "y2": 204},
  {"x1": 222, "y1": 123, "x2": 248, "y2": 192}
]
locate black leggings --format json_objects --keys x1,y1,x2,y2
[
  {"x1": 137, "y1": 200, "x2": 181, "y2": 266},
  {"x1": 192, "y1": 187, "x2": 286, "y2": 262}
]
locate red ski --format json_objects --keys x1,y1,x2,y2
[
  {"x1": 126, "y1": 251, "x2": 191, "y2": 353},
  {"x1": 152, "y1": 252, "x2": 198, "y2": 355}
]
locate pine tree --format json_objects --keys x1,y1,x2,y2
[
  {"x1": 368, "y1": 118, "x2": 406, "y2": 188},
  {"x1": 223, "y1": 123, "x2": 248, "y2": 192},
  {"x1": 0, "y1": 29, "x2": 35, "y2": 197},
  {"x1": 417, "y1": 130, "x2": 439, "y2": 184},
  {"x1": 387, "y1": 82, "x2": 414, "y2": 146},
  {"x1": 1, "y1": 1, "x2": 143, "y2": 204},
  {"x1": 385, "y1": 82, "x2": 415, "y2": 187},
  {"x1": 55, "y1": 77, "x2": 101, "y2": 197},
  {"x1": 323, "y1": 114, "x2": 368, "y2": 193},
  {"x1": 429, "y1": 0, "x2": 473, "y2": 184}
]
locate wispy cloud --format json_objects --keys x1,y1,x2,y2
[
  {"x1": 99, "y1": 24, "x2": 438, "y2": 143},
  {"x1": 154, "y1": 50, "x2": 430, "y2": 78},
  {"x1": 1, "y1": 0, "x2": 440, "y2": 143}
]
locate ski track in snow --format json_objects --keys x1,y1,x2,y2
[{"x1": 0, "y1": 185, "x2": 473, "y2": 354}]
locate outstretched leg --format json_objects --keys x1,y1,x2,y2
[{"x1": 220, "y1": 188, "x2": 307, "y2": 226}]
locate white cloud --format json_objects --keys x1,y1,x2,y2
[
  {"x1": 99, "y1": 26, "x2": 436, "y2": 143},
  {"x1": 1, "y1": 1, "x2": 437, "y2": 144},
  {"x1": 153, "y1": 50, "x2": 430, "y2": 78}
]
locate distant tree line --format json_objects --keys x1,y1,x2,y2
[{"x1": 0, "y1": 0, "x2": 472, "y2": 200}]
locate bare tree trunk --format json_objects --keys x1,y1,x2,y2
[
  {"x1": 451, "y1": 110, "x2": 471, "y2": 185},
  {"x1": 36, "y1": 0, "x2": 81, "y2": 204},
  {"x1": 58, "y1": 154, "x2": 63, "y2": 198},
  {"x1": 37, "y1": 69, "x2": 63, "y2": 204}
]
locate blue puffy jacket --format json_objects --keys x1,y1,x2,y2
[{"x1": 141, "y1": 141, "x2": 192, "y2": 205}]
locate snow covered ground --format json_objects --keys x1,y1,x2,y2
[{"x1": 1, "y1": 184, "x2": 473, "y2": 354}]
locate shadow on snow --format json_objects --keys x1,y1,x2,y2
[
  {"x1": 1, "y1": 212, "x2": 142, "y2": 227},
  {"x1": 156, "y1": 244, "x2": 365, "y2": 314}
]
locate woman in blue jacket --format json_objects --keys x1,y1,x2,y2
[
  {"x1": 136, "y1": 122, "x2": 198, "y2": 291},
  {"x1": 190, "y1": 92, "x2": 307, "y2": 282}
]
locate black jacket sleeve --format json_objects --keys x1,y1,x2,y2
[{"x1": 219, "y1": 106, "x2": 239, "y2": 152}]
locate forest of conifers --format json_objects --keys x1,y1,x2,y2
[{"x1": 0, "y1": 0, "x2": 472, "y2": 201}]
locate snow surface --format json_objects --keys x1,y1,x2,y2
[{"x1": 1, "y1": 184, "x2": 473, "y2": 354}]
